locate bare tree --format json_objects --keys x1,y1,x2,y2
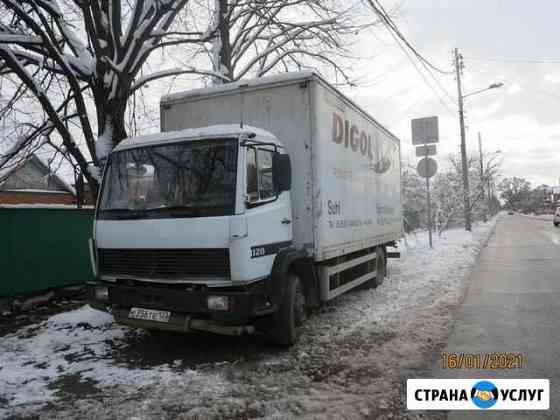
[
  {"x1": 498, "y1": 177, "x2": 532, "y2": 210},
  {"x1": 433, "y1": 152, "x2": 501, "y2": 235},
  {"x1": 401, "y1": 165, "x2": 426, "y2": 232},
  {"x1": 0, "y1": 0, "x2": 222, "y2": 193},
  {"x1": 181, "y1": 0, "x2": 377, "y2": 84}
]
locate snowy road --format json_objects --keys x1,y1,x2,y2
[
  {"x1": 1, "y1": 219, "x2": 497, "y2": 419},
  {"x1": 433, "y1": 214, "x2": 560, "y2": 419}
]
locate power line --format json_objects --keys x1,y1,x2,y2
[
  {"x1": 366, "y1": 0, "x2": 454, "y2": 75},
  {"x1": 403, "y1": 46, "x2": 456, "y2": 117},
  {"x1": 417, "y1": 54, "x2": 457, "y2": 105},
  {"x1": 370, "y1": 0, "x2": 458, "y2": 103},
  {"x1": 468, "y1": 56, "x2": 560, "y2": 64},
  {"x1": 366, "y1": 0, "x2": 456, "y2": 116}
]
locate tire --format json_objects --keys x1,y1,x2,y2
[
  {"x1": 554, "y1": 222, "x2": 559, "y2": 227},
  {"x1": 374, "y1": 246, "x2": 386, "y2": 287},
  {"x1": 268, "y1": 273, "x2": 306, "y2": 346}
]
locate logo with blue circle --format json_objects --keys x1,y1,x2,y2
[{"x1": 471, "y1": 381, "x2": 499, "y2": 409}]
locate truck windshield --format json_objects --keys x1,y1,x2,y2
[{"x1": 98, "y1": 138, "x2": 238, "y2": 219}]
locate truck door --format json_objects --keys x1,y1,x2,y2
[{"x1": 229, "y1": 145, "x2": 293, "y2": 282}]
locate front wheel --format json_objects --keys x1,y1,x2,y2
[{"x1": 268, "y1": 274, "x2": 306, "y2": 346}]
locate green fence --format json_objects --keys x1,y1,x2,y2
[{"x1": 1, "y1": 207, "x2": 94, "y2": 297}]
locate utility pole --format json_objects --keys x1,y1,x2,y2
[
  {"x1": 478, "y1": 132, "x2": 487, "y2": 222},
  {"x1": 454, "y1": 48, "x2": 471, "y2": 231}
]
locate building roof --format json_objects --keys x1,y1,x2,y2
[{"x1": 0, "y1": 153, "x2": 75, "y2": 195}]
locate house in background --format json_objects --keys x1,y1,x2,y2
[
  {"x1": 545, "y1": 186, "x2": 560, "y2": 208},
  {"x1": 0, "y1": 153, "x2": 76, "y2": 205}
]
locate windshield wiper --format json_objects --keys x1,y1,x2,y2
[
  {"x1": 143, "y1": 206, "x2": 201, "y2": 217},
  {"x1": 143, "y1": 205, "x2": 231, "y2": 217},
  {"x1": 100, "y1": 208, "x2": 146, "y2": 219}
]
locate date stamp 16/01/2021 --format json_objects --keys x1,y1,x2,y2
[{"x1": 440, "y1": 352, "x2": 524, "y2": 370}]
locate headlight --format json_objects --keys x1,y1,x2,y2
[
  {"x1": 94, "y1": 286, "x2": 109, "y2": 302},
  {"x1": 207, "y1": 296, "x2": 230, "y2": 311}
]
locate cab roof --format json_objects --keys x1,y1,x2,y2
[{"x1": 113, "y1": 125, "x2": 280, "y2": 152}]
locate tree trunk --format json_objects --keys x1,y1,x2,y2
[
  {"x1": 96, "y1": 102, "x2": 128, "y2": 158},
  {"x1": 212, "y1": 0, "x2": 233, "y2": 83},
  {"x1": 88, "y1": 78, "x2": 130, "y2": 199}
]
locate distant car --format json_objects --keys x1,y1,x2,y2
[
  {"x1": 554, "y1": 208, "x2": 560, "y2": 227},
  {"x1": 508, "y1": 210, "x2": 514, "y2": 215}
]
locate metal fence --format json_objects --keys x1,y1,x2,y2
[{"x1": 0, "y1": 207, "x2": 94, "y2": 297}]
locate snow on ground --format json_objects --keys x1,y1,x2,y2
[
  {"x1": 0, "y1": 218, "x2": 498, "y2": 419},
  {"x1": 0, "y1": 307, "x2": 228, "y2": 417},
  {"x1": 518, "y1": 213, "x2": 554, "y2": 222}
]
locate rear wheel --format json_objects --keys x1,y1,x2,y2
[
  {"x1": 365, "y1": 246, "x2": 386, "y2": 288},
  {"x1": 268, "y1": 274, "x2": 306, "y2": 346},
  {"x1": 554, "y1": 222, "x2": 559, "y2": 227},
  {"x1": 374, "y1": 246, "x2": 386, "y2": 287}
]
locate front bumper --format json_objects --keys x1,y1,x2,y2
[{"x1": 87, "y1": 280, "x2": 275, "y2": 332}]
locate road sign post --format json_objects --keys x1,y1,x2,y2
[
  {"x1": 412, "y1": 116, "x2": 439, "y2": 249},
  {"x1": 425, "y1": 155, "x2": 433, "y2": 249},
  {"x1": 417, "y1": 156, "x2": 437, "y2": 249}
]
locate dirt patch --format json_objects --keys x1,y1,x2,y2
[
  {"x1": 47, "y1": 372, "x2": 102, "y2": 400},
  {"x1": 105, "y1": 328, "x2": 285, "y2": 370},
  {"x1": 1, "y1": 294, "x2": 86, "y2": 338}
]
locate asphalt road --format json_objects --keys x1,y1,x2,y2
[{"x1": 432, "y1": 214, "x2": 560, "y2": 419}]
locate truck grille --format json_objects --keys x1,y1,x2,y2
[{"x1": 98, "y1": 248, "x2": 230, "y2": 279}]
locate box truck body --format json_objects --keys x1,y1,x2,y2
[{"x1": 89, "y1": 72, "x2": 403, "y2": 345}]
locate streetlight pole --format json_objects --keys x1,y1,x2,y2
[
  {"x1": 454, "y1": 48, "x2": 471, "y2": 231},
  {"x1": 454, "y1": 48, "x2": 503, "y2": 231}
]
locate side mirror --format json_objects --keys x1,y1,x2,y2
[{"x1": 272, "y1": 153, "x2": 291, "y2": 192}]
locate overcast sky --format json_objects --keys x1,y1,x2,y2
[{"x1": 342, "y1": 0, "x2": 560, "y2": 187}]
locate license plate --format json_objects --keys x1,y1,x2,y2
[{"x1": 128, "y1": 307, "x2": 171, "y2": 323}]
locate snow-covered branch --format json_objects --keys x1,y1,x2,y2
[
  {"x1": 0, "y1": 0, "x2": 216, "y2": 192},
  {"x1": 183, "y1": 0, "x2": 372, "y2": 84},
  {"x1": 131, "y1": 66, "x2": 230, "y2": 92}
]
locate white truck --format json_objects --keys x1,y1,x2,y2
[{"x1": 88, "y1": 71, "x2": 403, "y2": 345}]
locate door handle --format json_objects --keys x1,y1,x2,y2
[{"x1": 281, "y1": 218, "x2": 292, "y2": 225}]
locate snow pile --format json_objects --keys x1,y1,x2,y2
[{"x1": 0, "y1": 306, "x2": 227, "y2": 416}]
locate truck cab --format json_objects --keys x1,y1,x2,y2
[{"x1": 89, "y1": 125, "x2": 304, "y2": 344}]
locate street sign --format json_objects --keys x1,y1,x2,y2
[
  {"x1": 417, "y1": 157, "x2": 438, "y2": 178},
  {"x1": 415, "y1": 144, "x2": 437, "y2": 157},
  {"x1": 411, "y1": 116, "x2": 439, "y2": 145}
]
